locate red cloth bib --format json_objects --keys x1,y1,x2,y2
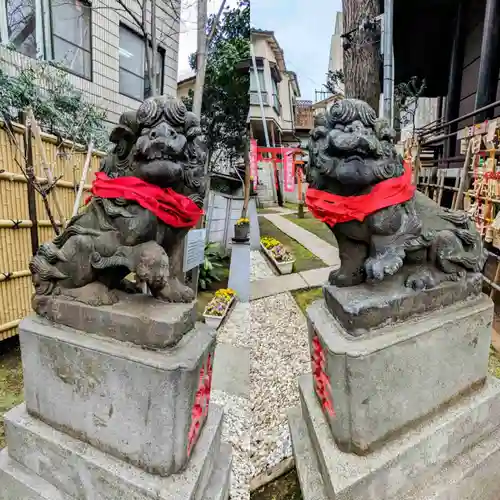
[
  {"x1": 86, "y1": 172, "x2": 203, "y2": 228},
  {"x1": 305, "y1": 160, "x2": 415, "y2": 227}
]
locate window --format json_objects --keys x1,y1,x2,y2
[
  {"x1": 144, "y1": 45, "x2": 165, "y2": 98},
  {"x1": 0, "y1": 0, "x2": 91, "y2": 78},
  {"x1": 3, "y1": 0, "x2": 38, "y2": 58},
  {"x1": 119, "y1": 24, "x2": 165, "y2": 101},
  {"x1": 271, "y1": 77, "x2": 280, "y2": 113},
  {"x1": 250, "y1": 68, "x2": 266, "y2": 92},
  {"x1": 50, "y1": 0, "x2": 92, "y2": 79}
]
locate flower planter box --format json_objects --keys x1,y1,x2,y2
[
  {"x1": 260, "y1": 243, "x2": 295, "y2": 275},
  {"x1": 203, "y1": 297, "x2": 235, "y2": 329}
]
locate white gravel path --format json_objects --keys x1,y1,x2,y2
[
  {"x1": 210, "y1": 245, "x2": 313, "y2": 492},
  {"x1": 210, "y1": 390, "x2": 252, "y2": 500},
  {"x1": 249, "y1": 292, "x2": 310, "y2": 477},
  {"x1": 212, "y1": 287, "x2": 253, "y2": 498}
]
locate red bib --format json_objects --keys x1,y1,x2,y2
[
  {"x1": 86, "y1": 172, "x2": 203, "y2": 228},
  {"x1": 305, "y1": 160, "x2": 415, "y2": 227}
]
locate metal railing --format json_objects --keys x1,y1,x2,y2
[{"x1": 250, "y1": 90, "x2": 268, "y2": 106}]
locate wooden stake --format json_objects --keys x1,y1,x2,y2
[
  {"x1": 22, "y1": 113, "x2": 39, "y2": 255},
  {"x1": 27, "y1": 108, "x2": 67, "y2": 229},
  {"x1": 454, "y1": 139, "x2": 473, "y2": 211},
  {"x1": 72, "y1": 140, "x2": 94, "y2": 219}
]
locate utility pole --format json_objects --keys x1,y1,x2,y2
[
  {"x1": 190, "y1": 0, "x2": 227, "y2": 296},
  {"x1": 192, "y1": 0, "x2": 208, "y2": 117},
  {"x1": 382, "y1": 0, "x2": 394, "y2": 125}
]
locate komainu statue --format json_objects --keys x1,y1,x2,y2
[
  {"x1": 305, "y1": 98, "x2": 487, "y2": 290},
  {"x1": 30, "y1": 96, "x2": 206, "y2": 310}
]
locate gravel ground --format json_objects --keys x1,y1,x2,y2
[
  {"x1": 217, "y1": 301, "x2": 251, "y2": 349},
  {"x1": 249, "y1": 292, "x2": 310, "y2": 477},
  {"x1": 212, "y1": 296, "x2": 252, "y2": 498},
  {"x1": 210, "y1": 390, "x2": 252, "y2": 500},
  {"x1": 212, "y1": 247, "x2": 311, "y2": 490}
]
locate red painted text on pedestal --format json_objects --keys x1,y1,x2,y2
[
  {"x1": 187, "y1": 352, "x2": 213, "y2": 457},
  {"x1": 311, "y1": 335, "x2": 335, "y2": 417}
]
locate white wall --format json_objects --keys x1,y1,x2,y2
[{"x1": 206, "y1": 192, "x2": 245, "y2": 249}]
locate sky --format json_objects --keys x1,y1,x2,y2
[
  {"x1": 177, "y1": 0, "x2": 240, "y2": 81},
  {"x1": 251, "y1": 0, "x2": 341, "y2": 101},
  {"x1": 177, "y1": 0, "x2": 342, "y2": 100}
]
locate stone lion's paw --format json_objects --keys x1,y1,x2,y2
[{"x1": 365, "y1": 254, "x2": 403, "y2": 281}]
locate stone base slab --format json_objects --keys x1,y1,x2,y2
[
  {"x1": 323, "y1": 269, "x2": 483, "y2": 335},
  {"x1": 20, "y1": 315, "x2": 216, "y2": 476},
  {"x1": 306, "y1": 296, "x2": 493, "y2": 453},
  {"x1": 33, "y1": 292, "x2": 197, "y2": 348},
  {"x1": 288, "y1": 375, "x2": 500, "y2": 500},
  {"x1": 0, "y1": 404, "x2": 231, "y2": 500}
]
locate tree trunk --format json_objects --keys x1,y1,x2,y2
[{"x1": 342, "y1": 0, "x2": 381, "y2": 112}]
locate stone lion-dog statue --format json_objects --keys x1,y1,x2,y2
[
  {"x1": 305, "y1": 98, "x2": 487, "y2": 290},
  {"x1": 30, "y1": 96, "x2": 206, "y2": 310}
]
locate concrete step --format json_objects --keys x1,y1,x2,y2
[
  {"x1": 2, "y1": 403, "x2": 225, "y2": 500},
  {"x1": 0, "y1": 449, "x2": 71, "y2": 500},
  {"x1": 204, "y1": 442, "x2": 232, "y2": 500},
  {"x1": 297, "y1": 374, "x2": 500, "y2": 500},
  {"x1": 400, "y1": 425, "x2": 500, "y2": 500},
  {"x1": 288, "y1": 406, "x2": 327, "y2": 500}
]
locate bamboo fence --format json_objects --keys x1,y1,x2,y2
[{"x1": 0, "y1": 120, "x2": 104, "y2": 341}]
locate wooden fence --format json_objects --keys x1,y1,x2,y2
[{"x1": 0, "y1": 121, "x2": 104, "y2": 341}]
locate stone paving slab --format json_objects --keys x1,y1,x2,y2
[
  {"x1": 250, "y1": 273, "x2": 308, "y2": 300},
  {"x1": 212, "y1": 343, "x2": 249, "y2": 399},
  {"x1": 299, "y1": 267, "x2": 336, "y2": 288},
  {"x1": 262, "y1": 214, "x2": 340, "y2": 266},
  {"x1": 249, "y1": 267, "x2": 337, "y2": 300},
  {"x1": 210, "y1": 301, "x2": 252, "y2": 500}
]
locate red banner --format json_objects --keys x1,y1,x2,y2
[
  {"x1": 283, "y1": 148, "x2": 295, "y2": 192},
  {"x1": 250, "y1": 139, "x2": 258, "y2": 190}
]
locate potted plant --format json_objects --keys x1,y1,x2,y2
[
  {"x1": 234, "y1": 217, "x2": 250, "y2": 241},
  {"x1": 260, "y1": 236, "x2": 295, "y2": 274},
  {"x1": 203, "y1": 288, "x2": 236, "y2": 328}
]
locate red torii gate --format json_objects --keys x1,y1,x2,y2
[{"x1": 250, "y1": 142, "x2": 306, "y2": 203}]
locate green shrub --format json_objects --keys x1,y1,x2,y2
[
  {"x1": 199, "y1": 242, "x2": 228, "y2": 291},
  {"x1": 0, "y1": 57, "x2": 108, "y2": 149}
]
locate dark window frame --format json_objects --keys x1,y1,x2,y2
[
  {"x1": 119, "y1": 22, "x2": 166, "y2": 101},
  {"x1": 49, "y1": 0, "x2": 93, "y2": 81},
  {"x1": 4, "y1": 0, "x2": 42, "y2": 60}
]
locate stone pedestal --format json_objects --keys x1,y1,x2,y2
[
  {"x1": 289, "y1": 285, "x2": 500, "y2": 500},
  {"x1": 228, "y1": 239, "x2": 251, "y2": 303},
  {"x1": 0, "y1": 302, "x2": 232, "y2": 500}
]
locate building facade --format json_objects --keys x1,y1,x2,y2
[
  {"x1": 0, "y1": 0, "x2": 180, "y2": 126},
  {"x1": 248, "y1": 29, "x2": 314, "y2": 206},
  {"x1": 249, "y1": 29, "x2": 303, "y2": 147},
  {"x1": 327, "y1": 11, "x2": 344, "y2": 95}
]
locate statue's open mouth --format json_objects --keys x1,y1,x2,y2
[
  {"x1": 344, "y1": 155, "x2": 364, "y2": 163},
  {"x1": 137, "y1": 140, "x2": 185, "y2": 164}
]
